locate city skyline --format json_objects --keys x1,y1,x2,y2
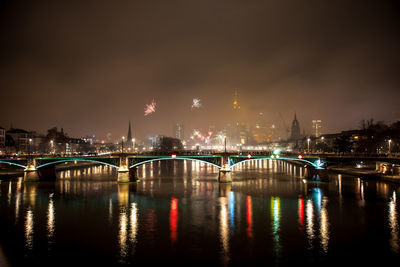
[{"x1": 1, "y1": 0, "x2": 399, "y2": 140}]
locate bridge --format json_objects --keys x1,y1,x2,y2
[{"x1": 0, "y1": 153, "x2": 325, "y2": 183}]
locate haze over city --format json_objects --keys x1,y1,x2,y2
[
  {"x1": 1, "y1": 0, "x2": 400, "y2": 141},
  {"x1": 2, "y1": 2, "x2": 400, "y2": 267}
]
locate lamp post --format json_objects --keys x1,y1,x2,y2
[
  {"x1": 307, "y1": 138, "x2": 311, "y2": 154},
  {"x1": 388, "y1": 139, "x2": 392, "y2": 155},
  {"x1": 121, "y1": 136, "x2": 125, "y2": 153},
  {"x1": 28, "y1": 138, "x2": 32, "y2": 155},
  {"x1": 50, "y1": 140, "x2": 54, "y2": 154},
  {"x1": 132, "y1": 138, "x2": 135, "y2": 153}
]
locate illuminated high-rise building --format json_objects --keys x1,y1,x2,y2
[
  {"x1": 227, "y1": 89, "x2": 250, "y2": 146},
  {"x1": 233, "y1": 89, "x2": 240, "y2": 110},
  {"x1": 173, "y1": 123, "x2": 184, "y2": 141},
  {"x1": 253, "y1": 112, "x2": 268, "y2": 143},
  {"x1": 312, "y1": 120, "x2": 322, "y2": 137}
]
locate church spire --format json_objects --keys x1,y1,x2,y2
[
  {"x1": 127, "y1": 120, "x2": 132, "y2": 145},
  {"x1": 290, "y1": 113, "x2": 301, "y2": 140}
]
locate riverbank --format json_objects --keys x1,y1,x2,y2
[{"x1": 327, "y1": 167, "x2": 400, "y2": 183}]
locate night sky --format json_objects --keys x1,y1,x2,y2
[{"x1": 1, "y1": 0, "x2": 399, "y2": 142}]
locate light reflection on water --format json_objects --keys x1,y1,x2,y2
[
  {"x1": 306, "y1": 199, "x2": 315, "y2": 249},
  {"x1": 47, "y1": 196, "x2": 55, "y2": 240},
  {"x1": 271, "y1": 196, "x2": 281, "y2": 258},
  {"x1": 389, "y1": 191, "x2": 399, "y2": 254},
  {"x1": 0, "y1": 159, "x2": 399, "y2": 265},
  {"x1": 218, "y1": 196, "x2": 229, "y2": 265},
  {"x1": 24, "y1": 208, "x2": 33, "y2": 251},
  {"x1": 320, "y1": 197, "x2": 329, "y2": 254}
]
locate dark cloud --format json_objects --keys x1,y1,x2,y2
[{"x1": 1, "y1": 0, "x2": 399, "y2": 141}]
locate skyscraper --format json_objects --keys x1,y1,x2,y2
[
  {"x1": 233, "y1": 89, "x2": 240, "y2": 111},
  {"x1": 312, "y1": 120, "x2": 322, "y2": 137},
  {"x1": 290, "y1": 113, "x2": 301, "y2": 140},
  {"x1": 173, "y1": 123, "x2": 184, "y2": 140}
]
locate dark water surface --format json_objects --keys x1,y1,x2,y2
[{"x1": 0, "y1": 160, "x2": 399, "y2": 266}]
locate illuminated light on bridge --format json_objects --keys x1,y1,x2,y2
[
  {"x1": 273, "y1": 147, "x2": 281, "y2": 155},
  {"x1": 247, "y1": 154, "x2": 251, "y2": 159},
  {"x1": 298, "y1": 155, "x2": 303, "y2": 159},
  {"x1": 171, "y1": 154, "x2": 177, "y2": 159},
  {"x1": 314, "y1": 159, "x2": 325, "y2": 169}
]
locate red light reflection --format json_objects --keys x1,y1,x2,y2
[
  {"x1": 246, "y1": 196, "x2": 253, "y2": 239},
  {"x1": 170, "y1": 198, "x2": 178, "y2": 244}
]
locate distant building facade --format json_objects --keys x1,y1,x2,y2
[
  {"x1": 7, "y1": 128, "x2": 31, "y2": 153},
  {"x1": 0, "y1": 126, "x2": 5, "y2": 152},
  {"x1": 153, "y1": 135, "x2": 183, "y2": 152},
  {"x1": 252, "y1": 112, "x2": 268, "y2": 143},
  {"x1": 312, "y1": 120, "x2": 322, "y2": 137}
]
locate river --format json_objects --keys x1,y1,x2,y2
[{"x1": 0, "y1": 159, "x2": 399, "y2": 266}]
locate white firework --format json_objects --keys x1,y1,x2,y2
[{"x1": 191, "y1": 98, "x2": 201, "y2": 110}]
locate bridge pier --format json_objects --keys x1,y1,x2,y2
[
  {"x1": 218, "y1": 154, "x2": 232, "y2": 183},
  {"x1": 117, "y1": 156, "x2": 138, "y2": 183},
  {"x1": 23, "y1": 157, "x2": 41, "y2": 182},
  {"x1": 24, "y1": 166, "x2": 57, "y2": 181},
  {"x1": 219, "y1": 169, "x2": 232, "y2": 183},
  {"x1": 24, "y1": 168, "x2": 40, "y2": 182},
  {"x1": 117, "y1": 168, "x2": 139, "y2": 183},
  {"x1": 304, "y1": 166, "x2": 329, "y2": 182}
]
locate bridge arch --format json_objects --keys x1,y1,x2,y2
[
  {"x1": 229, "y1": 156, "x2": 324, "y2": 169},
  {"x1": 0, "y1": 160, "x2": 27, "y2": 169},
  {"x1": 129, "y1": 157, "x2": 221, "y2": 169},
  {"x1": 36, "y1": 158, "x2": 120, "y2": 169}
]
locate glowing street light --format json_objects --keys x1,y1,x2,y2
[
  {"x1": 388, "y1": 139, "x2": 392, "y2": 154},
  {"x1": 307, "y1": 138, "x2": 311, "y2": 154},
  {"x1": 121, "y1": 136, "x2": 125, "y2": 153},
  {"x1": 28, "y1": 138, "x2": 32, "y2": 155},
  {"x1": 50, "y1": 140, "x2": 54, "y2": 154},
  {"x1": 132, "y1": 138, "x2": 135, "y2": 152}
]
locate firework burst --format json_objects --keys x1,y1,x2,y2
[
  {"x1": 144, "y1": 99, "x2": 156, "y2": 116},
  {"x1": 191, "y1": 98, "x2": 201, "y2": 110}
]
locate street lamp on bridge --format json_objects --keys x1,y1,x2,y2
[
  {"x1": 388, "y1": 139, "x2": 392, "y2": 154},
  {"x1": 28, "y1": 138, "x2": 32, "y2": 155},
  {"x1": 307, "y1": 138, "x2": 311, "y2": 154},
  {"x1": 50, "y1": 140, "x2": 54, "y2": 154},
  {"x1": 121, "y1": 136, "x2": 125, "y2": 153}
]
